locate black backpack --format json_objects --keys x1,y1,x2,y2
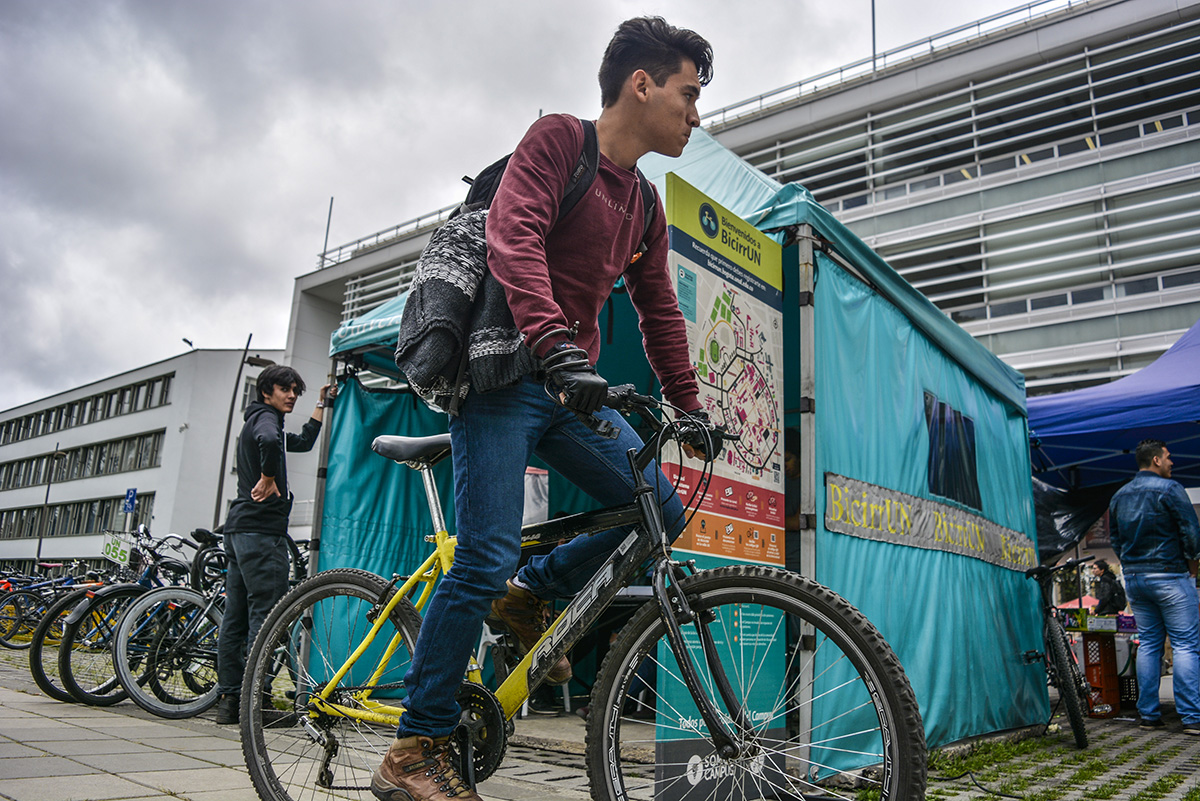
[
  {"x1": 457, "y1": 117, "x2": 657, "y2": 261},
  {"x1": 395, "y1": 117, "x2": 659, "y2": 415}
]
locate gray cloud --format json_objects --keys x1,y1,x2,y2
[{"x1": 0, "y1": 0, "x2": 1022, "y2": 410}]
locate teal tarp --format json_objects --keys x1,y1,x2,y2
[
  {"x1": 813, "y1": 256, "x2": 1046, "y2": 745},
  {"x1": 319, "y1": 378, "x2": 453, "y2": 575},
  {"x1": 325, "y1": 126, "x2": 1045, "y2": 749}
]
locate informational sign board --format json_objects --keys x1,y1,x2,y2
[
  {"x1": 123, "y1": 488, "x2": 137, "y2": 514},
  {"x1": 101, "y1": 530, "x2": 133, "y2": 565},
  {"x1": 654, "y1": 175, "x2": 786, "y2": 801},
  {"x1": 663, "y1": 174, "x2": 786, "y2": 566}
]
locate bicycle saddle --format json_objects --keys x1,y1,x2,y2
[{"x1": 372, "y1": 434, "x2": 452, "y2": 466}]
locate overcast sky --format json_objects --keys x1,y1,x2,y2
[{"x1": 1, "y1": 0, "x2": 1030, "y2": 411}]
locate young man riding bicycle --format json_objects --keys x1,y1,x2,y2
[{"x1": 373, "y1": 17, "x2": 715, "y2": 801}]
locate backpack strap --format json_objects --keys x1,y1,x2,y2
[
  {"x1": 563, "y1": 119, "x2": 657, "y2": 262},
  {"x1": 631, "y1": 168, "x2": 657, "y2": 264},
  {"x1": 559, "y1": 118, "x2": 599, "y2": 221}
]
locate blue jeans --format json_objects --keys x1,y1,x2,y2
[
  {"x1": 215, "y1": 532, "x2": 291, "y2": 696},
  {"x1": 396, "y1": 377, "x2": 685, "y2": 737},
  {"x1": 1125, "y1": 572, "x2": 1200, "y2": 724}
]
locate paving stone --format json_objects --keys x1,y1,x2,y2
[
  {"x1": 150, "y1": 735, "x2": 241, "y2": 752},
  {"x1": 33, "y1": 738, "x2": 157, "y2": 756},
  {"x1": 18, "y1": 727, "x2": 99, "y2": 741},
  {"x1": 176, "y1": 790, "x2": 261, "y2": 801},
  {"x1": 0, "y1": 754, "x2": 98, "y2": 779},
  {"x1": 0, "y1": 740, "x2": 43, "y2": 757},
  {"x1": 70, "y1": 749, "x2": 214, "y2": 773},
  {"x1": 0, "y1": 772, "x2": 163, "y2": 801},
  {"x1": 181, "y1": 748, "x2": 247, "y2": 768},
  {"x1": 120, "y1": 766, "x2": 254, "y2": 794}
]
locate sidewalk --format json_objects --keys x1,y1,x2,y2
[
  {"x1": 4, "y1": 650, "x2": 1200, "y2": 800},
  {"x1": 0, "y1": 658, "x2": 589, "y2": 801}
]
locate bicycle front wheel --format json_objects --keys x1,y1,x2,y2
[
  {"x1": 241, "y1": 568, "x2": 422, "y2": 801},
  {"x1": 1047, "y1": 617, "x2": 1088, "y2": 749},
  {"x1": 29, "y1": 588, "x2": 90, "y2": 703},
  {"x1": 587, "y1": 565, "x2": 927, "y2": 801},
  {"x1": 113, "y1": 587, "x2": 222, "y2": 719},
  {"x1": 59, "y1": 585, "x2": 146, "y2": 705}
]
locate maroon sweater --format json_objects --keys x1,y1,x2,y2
[{"x1": 486, "y1": 114, "x2": 700, "y2": 412}]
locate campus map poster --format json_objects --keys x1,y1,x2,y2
[
  {"x1": 653, "y1": 175, "x2": 786, "y2": 801},
  {"x1": 663, "y1": 174, "x2": 786, "y2": 567}
]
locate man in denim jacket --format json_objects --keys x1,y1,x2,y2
[{"x1": 1109, "y1": 438, "x2": 1200, "y2": 732}]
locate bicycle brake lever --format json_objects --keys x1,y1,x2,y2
[{"x1": 573, "y1": 411, "x2": 619, "y2": 439}]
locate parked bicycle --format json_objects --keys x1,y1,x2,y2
[
  {"x1": 111, "y1": 577, "x2": 226, "y2": 718},
  {"x1": 1025, "y1": 555, "x2": 1110, "y2": 748},
  {"x1": 56, "y1": 527, "x2": 195, "y2": 705},
  {"x1": 239, "y1": 385, "x2": 927, "y2": 801},
  {"x1": 0, "y1": 561, "x2": 98, "y2": 650}
]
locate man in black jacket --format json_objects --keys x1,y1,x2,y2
[{"x1": 214, "y1": 364, "x2": 328, "y2": 724}]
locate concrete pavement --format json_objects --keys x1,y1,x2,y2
[
  {"x1": 0, "y1": 656, "x2": 590, "y2": 801},
  {"x1": 4, "y1": 650, "x2": 1200, "y2": 800}
]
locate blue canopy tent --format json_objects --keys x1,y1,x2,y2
[
  {"x1": 1028, "y1": 318, "x2": 1200, "y2": 490},
  {"x1": 323, "y1": 128, "x2": 1047, "y2": 750}
]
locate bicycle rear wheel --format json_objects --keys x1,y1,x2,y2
[
  {"x1": 190, "y1": 545, "x2": 226, "y2": 594},
  {"x1": 29, "y1": 588, "x2": 90, "y2": 703},
  {"x1": 241, "y1": 568, "x2": 422, "y2": 801},
  {"x1": 0, "y1": 589, "x2": 47, "y2": 649},
  {"x1": 587, "y1": 565, "x2": 927, "y2": 801},
  {"x1": 113, "y1": 587, "x2": 222, "y2": 719},
  {"x1": 59, "y1": 585, "x2": 146, "y2": 705},
  {"x1": 1047, "y1": 617, "x2": 1089, "y2": 749}
]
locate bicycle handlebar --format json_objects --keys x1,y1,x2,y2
[{"x1": 573, "y1": 384, "x2": 739, "y2": 453}]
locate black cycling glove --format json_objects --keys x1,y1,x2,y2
[
  {"x1": 678, "y1": 410, "x2": 725, "y2": 461},
  {"x1": 543, "y1": 343, "x2": 608, "y2": 415}
]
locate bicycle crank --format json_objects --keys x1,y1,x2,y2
[{"x1": 452, "y1": 682, "x2": 507, "y2": 785}]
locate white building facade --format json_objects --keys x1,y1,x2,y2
[{"x1": 0, "y1": 348, "x2": 331, "y2": 571}]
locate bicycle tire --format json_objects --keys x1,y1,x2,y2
[
  {"x1": 285, "y1": 537, "x2": 308, "y2": 583},
  {"x1": 190, "y1": 545, "x2": 226, "y2": 594},
  {"x1": 113, "y1": 586, "x2": 222, "y2": 719},
  {"x1": 0, "y1": 589, "x2": 47, "y2": 649},
  {"x1": 586, "y1": 565, "x2": 927, "y2": 801},
  {"x1": 29, "y1": 588, "x2": 90, "y2": 703},
  {"x1": 1047, "y1": 617, "x2": 1088, "y2": 749},
  {"x1": 59, "y1": 585, "x2": 146, "y2": 706},
  {"x1": 241, "y1": 568, "x2": 422, "y2": 801}
]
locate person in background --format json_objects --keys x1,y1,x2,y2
[
  {"x1": 1109, "y1": 438, "x2": 1200, "y2": 734},
  {"x1": 1091, "y1": 558, "x2": 1125, "y2": 615},
  {"x1": 213, "y1": 365, "x2": 329, "y2": 725}
]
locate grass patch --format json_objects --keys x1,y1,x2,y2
[
  {"x1": 1129, "y1": 773, "x2": 1185, "y2": 800},
  {"x1": 928, "y1": 735, "x2": 1056, "y2": 777}
]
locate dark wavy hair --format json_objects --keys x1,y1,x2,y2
[
  {"x1": 1135, "y1": 438, "x2": 1167, "y2": 469},
  {"x1": 598, "y1": 17, "x2": 713, "y2": 108},
  {"x1": 257, "y1": 365, "x2": 306, "y2": 402}
]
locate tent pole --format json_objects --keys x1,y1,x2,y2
[
  {"x1": 797, "y1": 224, "x2": 817, "y2": 578},
  {"x1": 307, "y1": 357, "x2": 339, "y2": 572}
]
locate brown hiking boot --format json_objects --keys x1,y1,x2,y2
[
  {"x1": 370, "y1": 735, "x2": 481, "y2": 801},
  {"x1": 487, "y1": 580, "x2": 572, "y2": 685}
]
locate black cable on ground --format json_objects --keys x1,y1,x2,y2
[{"x1": 934, "y1": 769, "x2": 1024, "y2": 799}]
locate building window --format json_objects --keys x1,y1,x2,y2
[
  {"x1": 0, "y1": 430, "x2": 165, "y2": 493},
  {"x1": 924, "y1": 392, "x2": 982, "y2": 511},
  {"x1": 0, "y1": 373, "x2": 174, "y2": 446},
  {"x1": 0, "y1": 492, "x2": 155, "y2": 541}
]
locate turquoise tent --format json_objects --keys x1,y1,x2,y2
[{"x1": 323, "y1": 128, "x2": 1047, "y2": 750}]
